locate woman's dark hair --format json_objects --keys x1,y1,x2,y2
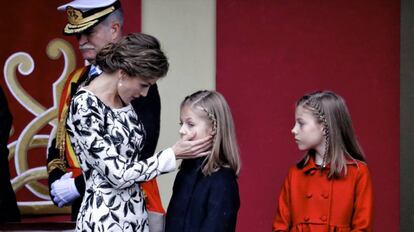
[{"x1": 96, "y1": 33, "x2": 169, "y2": 80}]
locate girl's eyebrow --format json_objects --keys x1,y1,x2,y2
[{"x1": 182, "y1": 117, "x2": 193, "y2": 121}]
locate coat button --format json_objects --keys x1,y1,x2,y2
[
  {"x1": 306, "y1": 193, "x2": 312, "y2": 198},
  {"x1": 304, "y1": 216, "x2": 310, "y2": 222},
  {"x1": 320, "y1": 216, "x2": 327, "y2": 221},
  {"x1": 321, "y1": 193, "x2": 329, "y2": 199}
]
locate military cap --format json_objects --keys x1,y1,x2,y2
[{"x1": 57, "y1": 0, "x2": 121, "y2": 35}]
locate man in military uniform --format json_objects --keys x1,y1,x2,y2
[{"x1": 47, "y1": 0, "x2": 164, "y2": 230}]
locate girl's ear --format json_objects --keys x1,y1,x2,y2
[
  {"x1": 321, "y1": 124, "x2": 328, "y2": 137},
  {"x1": 317, "y1": 121, "x2": 325, "y2": 133},
  {"x1": 207, "y1": 121, "x2": 216, "y2": 136}
]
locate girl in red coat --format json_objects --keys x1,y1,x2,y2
[{"x1": 273, "y1": 91, "x2": 374, "y2": 232}]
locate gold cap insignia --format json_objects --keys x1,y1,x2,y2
[
  {"x1": 63, "y1": 3, "x2": 118, "y2": 34},
  {"x1": 66, "y1": 7, "x2": 83, "y2": 25}
]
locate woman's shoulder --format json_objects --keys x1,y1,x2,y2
[
  {"x1": 72, "y1": 88, "x2": 99, "y2": 105},
  {"x1": 70, "y1": 88, "x2": 106, "y2": 116}
]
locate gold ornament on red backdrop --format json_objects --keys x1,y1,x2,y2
[{"x1": 3, "y1": 38, "x2": 76, "y2": 215}]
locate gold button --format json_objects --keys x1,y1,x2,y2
[
  {"x1": 306, "y1": 193, "x2": 313, "y2": 198},
  {"x1": 304, "y1": 216, "x2": 310, "y2": 222}
]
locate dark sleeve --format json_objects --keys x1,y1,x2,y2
[
  {"x1": 131, "y1": 84, "x2": 161, "y2": 160},
  {"x1": 0, "y1": 87, "x2": 12, "y2": 160},
  {"x1": 0, "y1": 86, "x2": 13, "y2": 179},
  {"x1": 200, "y1": 171, "x2": 240, "y2": 232},
  {"x1": 0, "y1": 86, "x2": 20, "y2": 222}
]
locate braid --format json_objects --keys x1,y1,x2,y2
[
  {"x1": 200, "y1": 107, "x2": 217, "y2": 133},
  {"x1": 305, "y1": 99, "x2": 330, "y2": 167}
]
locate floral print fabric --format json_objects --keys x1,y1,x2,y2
[{"x1": 66, "y1": 89, "x2": 175, "y2": 232}]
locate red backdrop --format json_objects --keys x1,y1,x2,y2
[{"x1": 217, "y1": 0, "x2": 399, "y2": 231}]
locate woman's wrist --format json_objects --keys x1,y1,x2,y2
[{"x1": 157, "y1": 148, "x2": 177, "y2": 172}]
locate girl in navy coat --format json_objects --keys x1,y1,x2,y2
[{"x1": 166, "y1": 90, "x2": 241, "y2": 232}]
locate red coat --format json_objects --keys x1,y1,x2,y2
[{"x1": 273, "y1": 157, "x2": 374, "y2": 232}]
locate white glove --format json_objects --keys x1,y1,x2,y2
[{"x1": 51, "y1": 172, "x2": 80, "y2": 207}]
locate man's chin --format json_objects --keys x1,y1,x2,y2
[{"x1": 81, "y1": 53, "x2": 97, "y2": 63}]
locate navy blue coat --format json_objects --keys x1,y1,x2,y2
[{"x1": 165, "y1": 158, "x2": 240, "y2": 232}]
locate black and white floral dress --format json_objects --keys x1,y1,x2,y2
[{"x1": 66, "y1": 89, "x2": 176, "y2": 232}]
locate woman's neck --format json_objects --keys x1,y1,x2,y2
[{"x1": 84, "y1": 73, "x2": 123, "y2": 108}]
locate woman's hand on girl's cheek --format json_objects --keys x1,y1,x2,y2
[{"x1": 172, "y1": 135, "x2": 213, "y2": 159}]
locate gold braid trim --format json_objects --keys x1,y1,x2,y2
[
  {"x1": 47, "y1": 158, "x2": 66, "y2": 174},
  {"x1": 67, "y1": 6, "x2": 115, "y2": 26},
  {"x1": 54, "y1": 105, "x2": 69, "y2": 173}
]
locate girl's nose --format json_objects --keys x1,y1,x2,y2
[
  {"x1": 291, "y1": 126, "x2": 297, "y2": 135},
  {"x1": 179, "y1": 125, "x2": 185, "y2": 136}
]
